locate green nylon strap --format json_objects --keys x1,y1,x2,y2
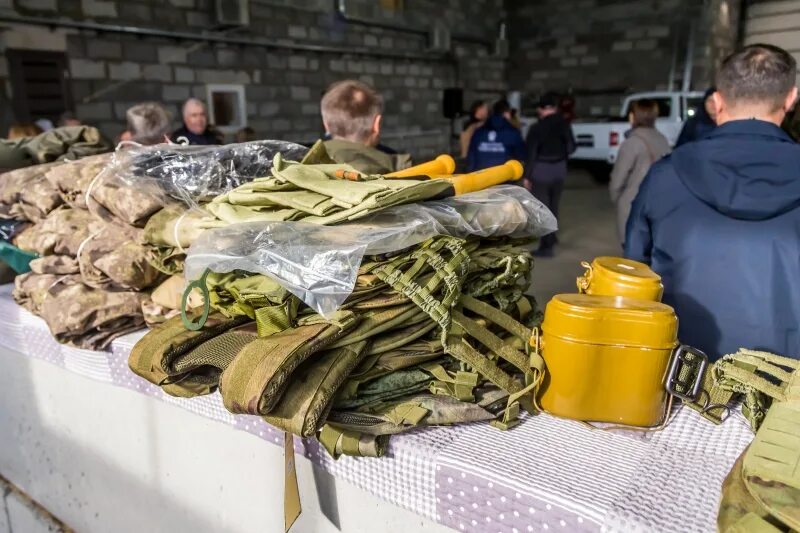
[
  {"x1": 319, "y1": 424, "x2": 344, "y2": 459},
  {"x1": 460, "y1": 294, "x2": 531, "y2": 344},
  {"x1": 423, "y1": 362, "x2": 479, "y2": 401},
  {"x1": 515, "y1": 296, "x2": 533, "y2": 322},
  {"x1": 445, "y1": 332, "x2": 522, "y2": 394},
  {"x1": 452, "y1": 310, "x2": 530, "y2": 375},
  {"x1": 383, "y1": 403, "x2": 429, "y2": 426},
  {"x1": 318, "y1": 424, "x2": 388, "y2": 459},
  {"x1": 685, "y1": 365, "x2": 735, "y2": 424}
]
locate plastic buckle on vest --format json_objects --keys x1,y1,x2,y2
[{"x1": 665, "y1": 344, "x2": 708, "y2": 401}]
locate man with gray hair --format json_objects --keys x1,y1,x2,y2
[
  {"x1": 321, "y1": 79, "x2": 410, "y2": 174},
  {"x1": 626, "y1": 44, "x2": 800, "y2": 361},
  {"x1": 124, "y1": 102, "x2": 171, "y2": 145},
  {"x1": 171, "y1": 97, "x2": 220, "y2": 145}
]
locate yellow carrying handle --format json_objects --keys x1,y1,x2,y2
[
  {"x1": 448, "y1": 160, "x2": 524, "y2": 195},
  {"x1": 385, "y1": 154, "x2": 456, "y2": 178}
]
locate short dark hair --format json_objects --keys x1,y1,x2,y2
[
  {"x1": 321, "y1": 80, "x2": 383, "y2": 142},
  {"x1": 630, "y1": 99, "x2": 659, "y2": 128},
  {"x1": 493, "y1": 99, "x2": 511, "y2": 115},
  {"x1": 716, "y1": 44, "x2": 797, "y2": 111},
  {"x1": 538, "y1": 92, "x2": 559, "y2": 109}
]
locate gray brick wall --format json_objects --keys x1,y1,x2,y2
[
  {"x1": 3, "y1": 0, "x2": 741, "y2": 155},
  {"x1": 507, "y1": 0, "x2": 741, "y2": 117},
  {"x1": 12, "y1": 0, "x2": 505, "y2": 159}
]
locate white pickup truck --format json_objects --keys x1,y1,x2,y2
[{"x1": 571, "y1": 91, "x2": 706, "y2": 166}]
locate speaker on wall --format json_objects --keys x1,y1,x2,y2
[{"x1": 442, "y1": 87, "x2": 463, "y2": 119}]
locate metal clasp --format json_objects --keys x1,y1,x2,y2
[
  {"x1": 665, "y1": 344, "x2": 708, "y2": 401},
  {"x1": 576, "y1": 260, "x2": 592, "y2": 293}
]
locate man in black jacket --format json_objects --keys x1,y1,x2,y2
[
  {"x1": 523, "y1": 92, "x2": 576, "y2": 256},
  {"x1": 171, "y1": 98, "x2": 221, "y2": 145}
]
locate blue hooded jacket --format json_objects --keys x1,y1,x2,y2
[
  {"x1": 625, "y1": 119, "x2": 800, "y2": 361},
  {"x1": 466, "y1": 114, "x2": 526, "y2": 171}
]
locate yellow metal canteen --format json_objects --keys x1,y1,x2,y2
[{"x1": 537, "y1": 294, "x2": 686, "y2": 427}]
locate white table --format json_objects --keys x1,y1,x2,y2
[{"x1": 0, "y1": 285, "x2": 754, "y2": 532}]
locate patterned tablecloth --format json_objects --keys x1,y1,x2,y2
[{"x1": 0, "y1": 284, "x2": 754, "y2": 532}]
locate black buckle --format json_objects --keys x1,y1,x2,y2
[{"x1": 665, "y1": 345, "x2": 708, "y2": 401}]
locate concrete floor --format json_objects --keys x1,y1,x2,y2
[{"x1": 530, "y1": 168, "x2": 622, "y2": 306}]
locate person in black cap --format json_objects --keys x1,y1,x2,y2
[{"x1": 523, "y1": 92, "x2": 576, "y2": 257}]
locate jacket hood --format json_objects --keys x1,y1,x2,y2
[
  {"x1": 486, "y1": 114, "x2": 513, "y2": 131},
  {"x1": 671, "y1": 119, "x2": 800, "y2": 220}
]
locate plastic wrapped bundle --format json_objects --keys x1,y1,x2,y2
[
  {"x1": 112, "y1": 140, "x2": 309, "y2": 207},
  {"x1": 185, "y1": 185, "x2": 556, "y2": 316}
]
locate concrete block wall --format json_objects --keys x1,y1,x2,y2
[
  {"x1": 3, "y1": 0, "x2": 506, "y2": 159},
  {"x1": 507, "y1": 0, "x2": 741, "y2": 117}
]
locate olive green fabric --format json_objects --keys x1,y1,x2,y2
[
  {"x1": 0, "y1": 126, "x2": 111, "y2": 170},
  {"x1": 328, "y1": 393, "x2": 500, "y2": 436},
  {"x1": 5, "y1": 126, "x2": 111, "y2": 163},
  {"x1": 318, "y1": 424, "x2": 389, "y2": 459},
  {"x1": 264, "y1": 340, "x2": 370, "y2": 437},
  {"x1": 0, "y1": 141, "x2": 34, "y2": 170},
  {"x1": 220, "y1": 310, "x2": 358, "y2": 415},
  {"x1": 143, "y1": 205, "x2": 226, "y2": 249},
  {"x1": 129, "y1": 234, "x2": 541, "y2": 458},
  {"x1": 143, "y1": 152, "x2": 451, "y2": 250},
  {"x1": 323, "y1": 138, "x2": 411, "y2": 175},
  {"x1": 129, "y1": 313, "x2": 251, "y2": 397}
]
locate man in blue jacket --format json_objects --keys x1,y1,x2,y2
[
  {"x1": 466, "y1": 99, "x2": 526, "y2": 172},
  {"x1": 625, "y1": 44, "x2": 800, "y2": 361}
]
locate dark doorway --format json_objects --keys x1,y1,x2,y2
[{"x1": 7, "y1": 49, "x2": 73, "y2": 124}]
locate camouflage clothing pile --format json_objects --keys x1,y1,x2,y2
[
  {"x1": 7, "y1": 155, "x2": 170, "y2": 349},
  {"x1": 0, "y1": 125, "x2": 112, "y2": 172},
  {"x1": 5, "y1": 142, "x2": 322, "y2": 349},
  {"x1": 130, "y1": 235, "x2": 542, "y2": 458}
]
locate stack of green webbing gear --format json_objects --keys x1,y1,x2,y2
[
  {"x1": 683, "y1": 349, "x2": 800, "y2": 532},
  {"x1": 130, "y1": 234, "x2": 543, "y2": 459}
]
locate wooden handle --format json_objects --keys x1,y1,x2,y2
[
  {"x1": 448, "y1": 160, "x2": 524, "y2": 195},
  {"x1": 385, "y1": 154, "x2": 456, "y2": 178}
]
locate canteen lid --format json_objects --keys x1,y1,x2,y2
[
  {"x1": 592, "y1": 256, "x2": 661, "y2": 285},
  {"x1": 542, "y1": 293, "x2": 678, "y2": 349}
]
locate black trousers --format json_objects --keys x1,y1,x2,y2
[{"x1": 528, "y1": 160, "x2": 567, "y2": 250}]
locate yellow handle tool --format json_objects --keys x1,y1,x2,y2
[
  {"x1": 447, "y1": 160, "x2": 523, "y2": 195},
  {"x1": 385, "y1": 154, "x2": 456, "y2": 178}
]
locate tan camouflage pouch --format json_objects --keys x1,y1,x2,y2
[
  {"x1": 77, "y1": 222, "x2": 163, "y2": 291},
  {"x1": 219, "y1": 310, "x2": 358, "y2": 415},
  {"x1": 716, "y1": 350, "x2": 800, "y2": 532},
  {"x1": 128, "y1": 312, "x2": 251, "y2": 397},
  {"x1": 264, "y1": 340, "x2": 370, "y2": 438}
]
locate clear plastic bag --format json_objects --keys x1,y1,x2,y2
[
  {"x1": 111, "y1": 140, "x2": 308, "y2": 207},
  {"x1": 185, "y1": 184, "x2": 557, "y2": 316}
]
